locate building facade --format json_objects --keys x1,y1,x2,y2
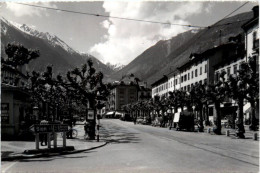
[
  {"x1": 1, "y1": 64, "x2": 32, "y2": 139},
  {"x1": 107, "y1": 82, "x2": 138, "y2": 112},
  {"x1": 151, "y1": 75, "x2": 168, "y2": 98}
]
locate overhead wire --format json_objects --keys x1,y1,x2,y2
[
  {"x1": 14, "y1": 2, "x2": 205, "y2": 29},
  {"x1": 13, "y1": 2, "x2": 252, "y2": 30},
  {"x1": 190, "y1": 1, "x2": 250, "y2": 54}
]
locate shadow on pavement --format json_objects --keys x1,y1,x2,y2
[{"x1": 100, "y1": 126, "x2": 141, "y2": 144}]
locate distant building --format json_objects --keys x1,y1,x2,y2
[
  {"x1": 151, "y1": 75, "x2": 168, "y2": 98},
  {"x1": 106, "y1": 81, "x2": 138, "y2": 112},
  {"x1": 138, "y1": 85, "x2": 151, "y2": 101}
]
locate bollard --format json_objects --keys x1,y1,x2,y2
[
  {"x1": 47, "y1": 133, "x2": 51, "y2": 149},
  {"x1": 207, "y1": 128, "x2": 211, "y2": 133},
  {"x1": 253, "y1": 133, "x2": 258, "y2": 141},
  {"x1": 63, "y1": 132, "x2": 66, "y2": 148},
  {"x1": 53, "y1": 132, "x2": 57, "y2": 148},
  {"x1": 35, "y1": 133, "x2": 39, "y2": 149},
  {"x1": 226, "y1": 130, "x2": 230, "y2": 136}
]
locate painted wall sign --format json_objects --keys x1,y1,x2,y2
[{"x1": 1, "y1": 103, "x2": 9, "y2": 123}]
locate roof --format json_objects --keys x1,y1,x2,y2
[
  {"x1": 242, "y1": 6, "x2": 259, "y2": 31},
  {"x1": 151, "y1": 75, "x2": 168, "y2": 87},
  {"x1": 1, "y1": 83, "x2": 31, "y2": 96},
  {"x1": 178, "y1": 42, "x2": 239, "y2": 71}
]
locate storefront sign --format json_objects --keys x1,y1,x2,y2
[
  {"x1": 32, "y1": 124, "x2": 68, "y2": 133},
  {"x1": 1, "y1": 103, "x2": 9, "y2": 123}
]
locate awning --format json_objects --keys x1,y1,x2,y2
[
  {"x1": 115, "y1": 112, "x2": 123, "y2": 115},
  {"x1": 106, "y1": 111, "x2": 115, "y2": 115}
]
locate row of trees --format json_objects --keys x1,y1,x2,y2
[
  {"x1": 2, "y1": 43, "x2": 111, "y2": 139},
  {"x1": 122, "y1": 57, "x2": 259, "y2": 138}
]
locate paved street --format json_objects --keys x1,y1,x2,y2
[{"x1": 2, "y1": 119, "x2": 259, "y2": 173}]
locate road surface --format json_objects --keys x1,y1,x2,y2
[{"x1": 2, "y1": 119, "x2": 259, "y2": 173}]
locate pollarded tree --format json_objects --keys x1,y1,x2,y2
[
  {"x1": 190, "y1": 83, "x2": 207, "y2": 132},
  {"x1": 66, "y1": 59, "x2": 110, "y2": 139},
  {"x1": 245, "y1": 57, "x2": 259, "y2": 131},
  {"x1": 3, "y1": 43, "x2": 39, "y2": 69},
  {"x1": 206, "y1": 71, "x2": 229, "y2": 135},
  {"x1": 228, "y1": 63, "x2": 249, "y2": 138}
]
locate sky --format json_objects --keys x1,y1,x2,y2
[{"x1": 0, "y1": 0, "x2": 258, "y2": 65}]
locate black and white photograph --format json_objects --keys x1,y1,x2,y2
[{"x1": 1, "y1": 0, "x2": 259, "y2": 172}]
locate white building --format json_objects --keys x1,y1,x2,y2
[
  {"x1": 242, "y1": 6, "x2": 259, "y2": 69},
  {"x1": 151, "y1": 75, "x2": 168, "y2": 98}
]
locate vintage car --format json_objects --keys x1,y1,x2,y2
[{"x1": 174, "y1": 111, "x2": 195, "y2": 132}]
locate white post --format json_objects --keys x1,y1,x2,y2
[
  {"x1": 226, "y1": 130, "x2": 230, "y2": 136},
  {"x1": 254, "y1": 133, "x2": 258, "y2": 141},
  {"x1": 97, "y1": 118, "x2": 100, "y2": 142},
  {"x1": 35, "y1": 133, "x2": 39, "y2": 149},
  {"x1": 53, "y1": 132, "x2": 57, "y2": 148}
]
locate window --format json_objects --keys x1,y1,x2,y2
[
  {"x1": 184, "y1": 75, "x2": 187, "y2": 81},
  {"x1": 184, "y1": 86, "x2": 186, "y2": 91},
  {"x1": 233, "y1": 64, "x2": 238, "y2": 75},
  {"x1": 200, "y1": 67, "x2": 202, "y2": 75},
  {"x1": 204, "y1": 79, "x2": 207, "y2": 85},
  {"x1": 181, "y1": 76, "x2": 183, "y2": 83},
  {"x1": 175, "y1": 79, "x2": 178, "y2": 85},
  {"x1": 192, "y1": 71, "x2": 194, "y2": 78},
  {"x1": 227, "y1": 67, "x2": 231, "y2": 76},
  {"x1": 205, "y1": 64, "x2": 207, "y2": 73},
  {"x1": 188, "y1": 73, "x2": 190, "y2": 80},
  {"x1": 195, "y1": 69, "x2": 198, "y2": 77},
  {"x1": 187, "y1": 85, "x2": 190, "y2": 91}
]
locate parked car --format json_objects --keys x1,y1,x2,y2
[{"x1": 175, "y1": 111, "x2": 195, "y2": 132}]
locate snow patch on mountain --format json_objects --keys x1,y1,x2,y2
[
  {"x1": 106, "y1": 62, "x2": 125, "y2": 72},
  {"x1": 2, "y1": 18, "x2": 76, "y2": 54}
]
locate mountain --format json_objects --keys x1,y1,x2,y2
[
  {"x1": 1, "y1": 18, "x2": 114, "y2": 79},
  {"x1": 105, "y1": 62, "x2": 125, "y2": 72},
  {"x1": 110, "y1": 11, "x2": 253, "y2": 86}
]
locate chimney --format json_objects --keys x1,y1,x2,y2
[{"x1": 252, "y1": 6, "x2": 259, "y2": 18}]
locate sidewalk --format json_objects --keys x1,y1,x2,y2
[
  {"x1": 202, "y1": 125, "x2": 259, "y2": 140},
  {"x1": 1, "y1": 123, "x2": 108, "y2": 161}
]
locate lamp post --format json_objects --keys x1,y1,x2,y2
[{"x1": 33, "y1": 106, "x2": 39, "y2": 121}]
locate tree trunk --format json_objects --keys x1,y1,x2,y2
[
  {"x1": 198, "y1": 105, "x2": 204, "y2": 132},
  {"x1": 204, "y1": 104, "x2": 210, "y2": 126},
  {"x1": 236, "y1": 98, "x2": 245, "y2": 138},
  {"x1": 249, "y1": 100, "x2": 257, "y2": 131},
  {"x1": 213, "y1": 101, "x2": 221, "y2": 135}
]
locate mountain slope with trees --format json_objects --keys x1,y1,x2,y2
[{"x1": 110, "y1": 11, "x2": 253, "y2": 86}]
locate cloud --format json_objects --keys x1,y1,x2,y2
[
  {"x1": 89, "y1": 1, "x2": 209, "y2": 65},
  {"x1": 5, "y1": 2, "x2": 57, "y2": 17}
]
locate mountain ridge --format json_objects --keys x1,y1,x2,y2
[{"x1": 1, "y1": 18, "x2": 115, "y2": 79}]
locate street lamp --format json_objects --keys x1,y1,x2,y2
[{"x1": 33, "y1": 106, "x2": 39, "y2": 121}]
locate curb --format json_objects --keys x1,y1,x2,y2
[{"x1": 2, "y1": 142, "x2": 109, "y2": 161}]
